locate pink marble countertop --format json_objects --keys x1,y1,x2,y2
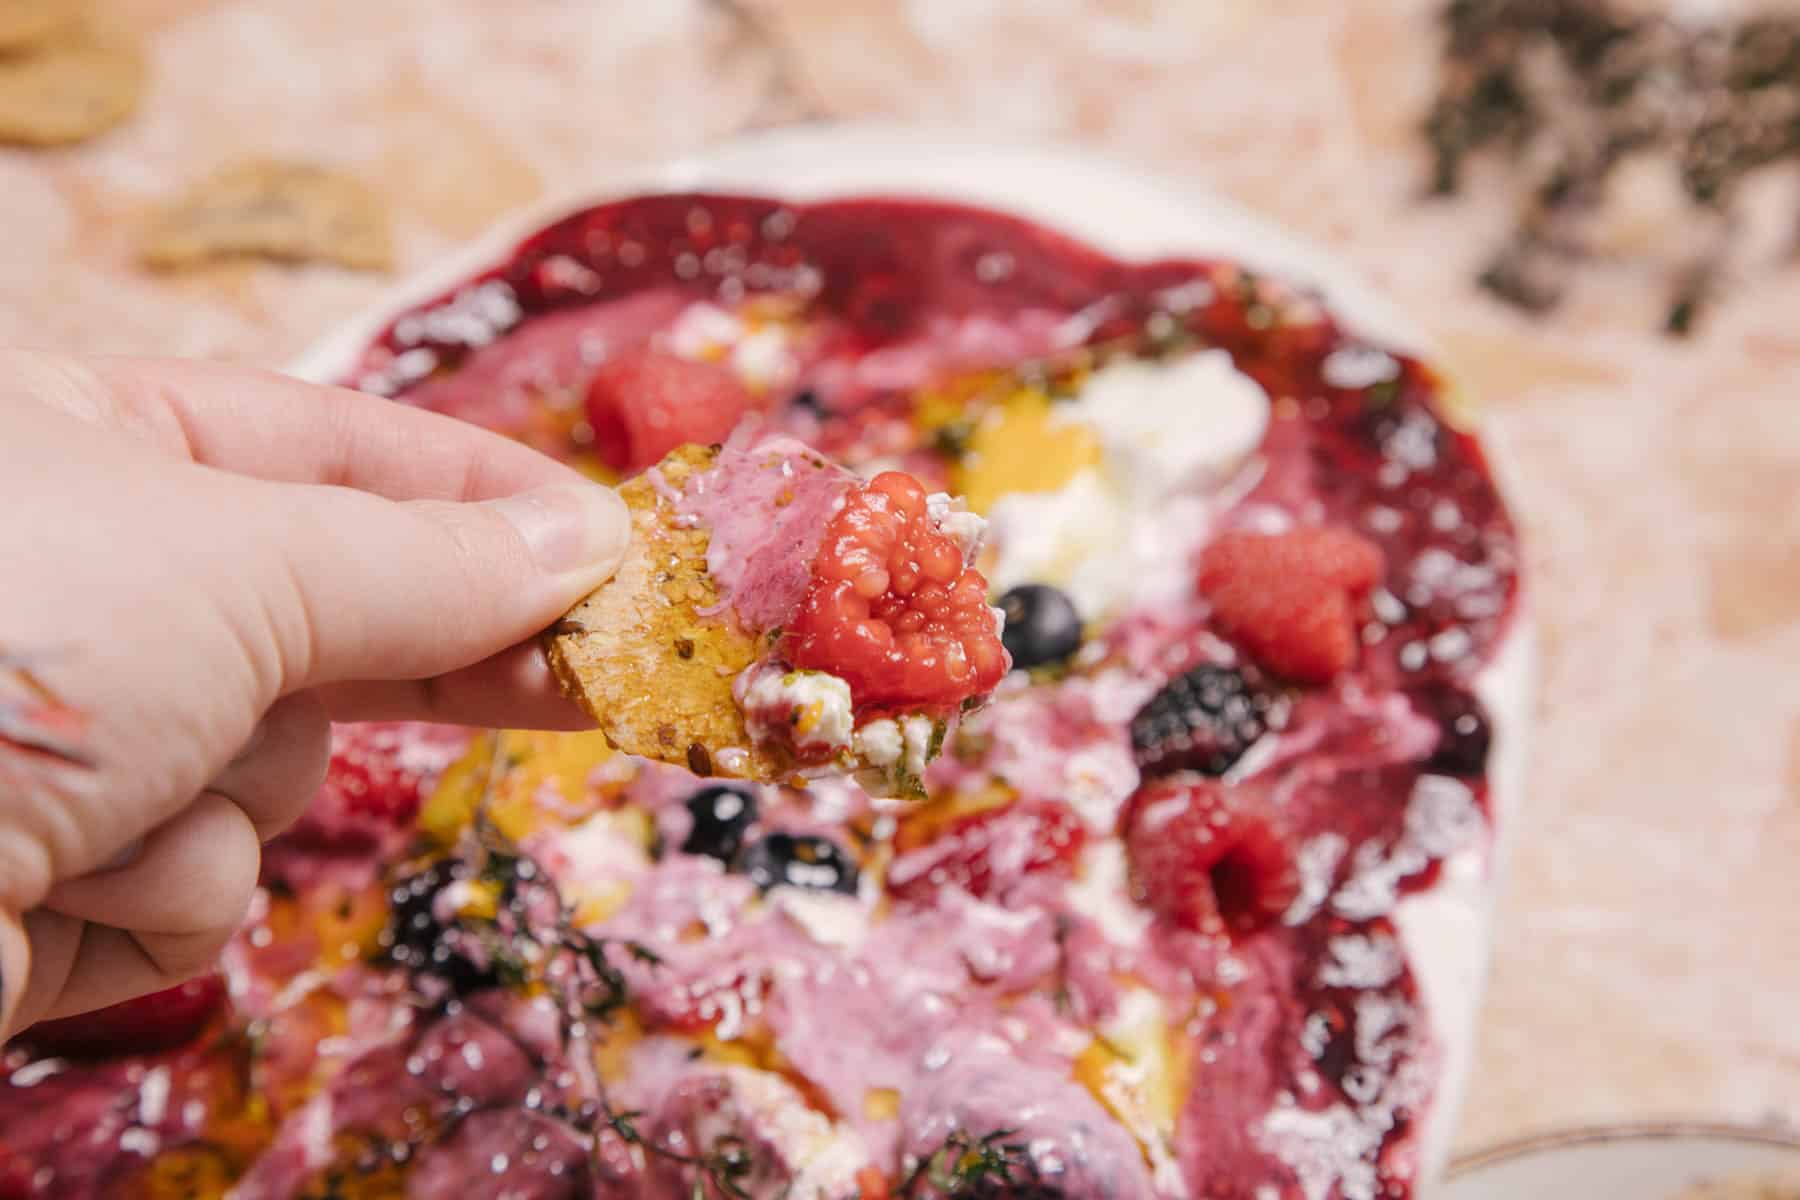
[{"x1": 5, "y1": 0, "x2": 1796, "y2": 1156}]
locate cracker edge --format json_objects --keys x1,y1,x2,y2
[{"x1": 542, "y1": 446, "x2": 796, "y2": 783}]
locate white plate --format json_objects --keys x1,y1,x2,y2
[
  {"x1": 289, "y1": 123, "x2": 1432, "y2": 385},
  {"x1": 289, "y1": 123, "x2": 1533, "y2": 1193},
  {"x1": 1446, "y1": 1123, "x2": 1800, "y2": 1199}
]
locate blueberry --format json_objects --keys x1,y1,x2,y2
[
  {"x1": 737, "y1": 833, "x2": 859, "y2": 895},
  {"x1": 682, "y1": 784, "x2": 758, "y2": 862},
  {"x1": 998, "y1": 584, "x2": 1083, "y2": 670},
  {"x1": 1129, "y1": 664, "x2": 1285, "y2": 777}
]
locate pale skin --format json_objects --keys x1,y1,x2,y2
[{"x1": 0, "y1": 351, "x2": 632, "y2": 1044}]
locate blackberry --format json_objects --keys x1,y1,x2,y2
[
  {"x1": 383, "y1": 859, "x2": 501, "y2": 996},
  {"x1": 737, "y1": 833, "x2": 859, "y2": 895},
  {"x1": 1407, "y1": 682, "x2": 1491, "y2": 777},
  {"x1": 682, "y1": 784, "x2": 758, "y2": 862},
  {"x1": 998, "y1": 583, "x2": 1084, "y2": 670},
  {"x1": 1129, "y1": 664, "x2": 1284, "y2": 778}
]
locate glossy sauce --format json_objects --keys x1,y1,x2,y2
[{"x1": 0, "y1": 194, "x2": 1519, "y2": 1200}]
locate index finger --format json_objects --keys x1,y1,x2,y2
[{"x1": 13, "y1": 350, "x2": 579, "y2": 503}]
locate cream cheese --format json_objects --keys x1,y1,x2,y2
[
  {"x1": 1060, "y1": 350, "x2": 1268, "y2": 499},
  {"x1": 664, "y1": 300, "x2": 797, "y2": 389},
  {"x1": 985, "y1": 351, "x2": 1270, "y2": 621},
  {"x1": 926, "y1": 490, "x2": 989, "y2": 564},
  {"x1": 735, "y1": 664, "x2": 856, "y2": 755}
]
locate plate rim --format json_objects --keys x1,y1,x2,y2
[
  {"x1": 1448, "y1": 1120, "x2": 1800, "y2": 1176},
  {"x1": 287, "y1": 121, "x2": 1432, "y2": 387}
]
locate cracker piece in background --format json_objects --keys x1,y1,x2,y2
[
  {"x1": 138, "y1": 160, "x2": 394, "y2": 271},
  {"x1": 0, "y1": 25, "x2": 142, "y2": 146},
  {"x1": 0, "y1": 0, "x2": 79, "y2": 51}
]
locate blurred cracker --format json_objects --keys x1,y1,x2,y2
[
  {"x1": 0, "y1": 0, "x2": 80, "y2": 52},
  {"x1": 546, "y1": 445, "x2": 788, "y2": 783},
  {"x1": 137, "y1": 160, "x2": 394, "y2": 272},
  {"x1": 0, "y1": 23, "x2": 142, "y2": 146}
]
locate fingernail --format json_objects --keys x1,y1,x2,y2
[
  {"x1": 492, "y1": 484, "x2": 631, "y2": 580},
  {"x1": 99, "y1": 838, "x2": 144, "y2": 873}
]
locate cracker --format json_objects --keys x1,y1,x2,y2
[
  {"x1": 137, "y1": 160, "x2": 394, "y2": 272},
  {"x1": 0, "y1": 26, "x2": 142, "y2": 146},
  {"x1": 545, "y1": 445, "x2": 790, "y2": 783},
  {"x1": 0, "y1": 0, "x2": 79, "y2": 52}
]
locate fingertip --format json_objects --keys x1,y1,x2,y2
[
  {"x1": 44, "y1": 793, "x2": 261, "y2": 937},
  {"x1": 317, "y1": 642, "x2": 597, "y2": 730},
  {"x1": 488, "y1": 481, "x2": 632, "y2": 591},
  {"x1": 0, "y1": 909, "x2": 27, "y2": 1042},
  {"x1": 212, "y1": 693, "x2": 332, "y2": 841}
]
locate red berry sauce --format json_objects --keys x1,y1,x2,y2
[
  {"x1": 887, "y1": 800, "x2": 1086, "y2": 905},
  {"x1": 2, "y1": 192, "x2": 1520, "y2": 1200}
]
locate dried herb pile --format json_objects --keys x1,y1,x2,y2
[{"x1": 1426, "y1": 0, "x2": 1800, "y2": 332}]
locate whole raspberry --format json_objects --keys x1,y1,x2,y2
[
  {"x1": 1197, "y1": 526, "x2": 1384, "y2": 684},
  {"x1": 788, "y1": 472, "x2": 1008, "y2": 711},
  {"x1": 1122, "y1": 774, "x2": 1298, "y2": 936},
  {"x1": 583, "y1": 348, "x2": 756, "y2": 474}
]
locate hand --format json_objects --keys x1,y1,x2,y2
[{"x1": 0, "y1": 351, "x2": 630, "y2": 1042}]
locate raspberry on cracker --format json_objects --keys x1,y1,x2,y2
[{"x1": 545, "y1": 438, "x2": 1007, "y2": 796}]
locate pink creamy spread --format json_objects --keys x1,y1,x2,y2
[
  {"x1": 0, "y1": 194, "x2": 1520, "y2": 1200},
  {"x1": 680, "y1": 436, "x2": 852, "y2": 633}
]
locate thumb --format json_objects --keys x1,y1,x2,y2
[{"x1": 247, "y1": 475, "x2": 631, "y2": 691}]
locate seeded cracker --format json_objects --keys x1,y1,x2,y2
[
  {"x1": 545, "y1": 445, "x2": 789, "y2": 783},
  {"x1": 0, "y1": 25, "x2": 142, "y2": 146},
  {"x1": 137, "y1": 161, "x2": 394, "y2": 272},
  {"x1": 0, "y1": 0, "x2": 79, "y2": 52}
]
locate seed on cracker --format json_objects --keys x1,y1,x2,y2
[
  {"x1": 0, "y1": 0, "x2": 80, "y2": 52},
  {"x1": 137, "y1": 160, "x2": 394, "y2": 272},
  {"x1": 0, "y1": 25, "x2": 142, "y2": 147}
]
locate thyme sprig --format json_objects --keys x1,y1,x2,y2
[
  {"x1": 382, "y1": 733, "x2": 759, "y2": 1198},
  {"x1": 460, "y1": 818, "x2": 661, "y2": 1024},
  {"x1": 900, "y1": 1129, "x2": 1039, "y2": 1198},
  {"x1": 604, "y1": 1106, "x2": 758, "y2": 1200}
]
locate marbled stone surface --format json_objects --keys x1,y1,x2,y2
[{"x1": 4, "y1": 0, "x2": 1795, "y2": 1155}]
